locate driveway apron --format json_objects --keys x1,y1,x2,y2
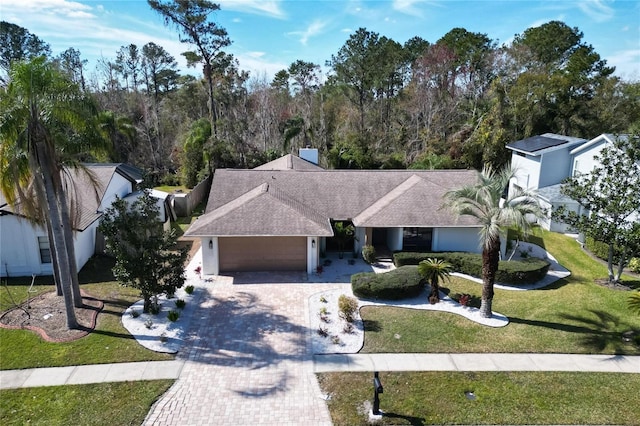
[{"x1": 144, "y1": 275, "x2": 339, "y2": 426}]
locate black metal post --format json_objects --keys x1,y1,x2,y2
[{"x1": 373, "y1": 371, "x2": 383, "y2": 415}]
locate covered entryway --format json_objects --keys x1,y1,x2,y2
[{"x1": 218, "y1": 236, "x2": 306, "y2": 272}]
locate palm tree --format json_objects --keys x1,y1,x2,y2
[
  {"x1": 443, "y1": 166, "x2": 543, "y2": 318},
  {"x1": 0, "y1": 57, "x2": 104, "y2": 328},
  {"x1": 629, "y1": 291, "x2": 640, "y2": 315},
  {"x1": 418, "y1": 258, "x2": 453, "y2": 304}
]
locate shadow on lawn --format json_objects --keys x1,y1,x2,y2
[
  {"x1": 363, "y1": 319, "x2": 382, "y2": 332},
  {"x1": 380, "y1": 412, "x2": 426, "y2": 425},
  {"x1": 511, "y1": 309, "x2": 640, "y2": 353}
]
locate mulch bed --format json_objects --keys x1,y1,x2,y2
[
  {"x1": 594, "y1": 279, "x2": 635, "y2": 291},
  {"x1": 0, "y1": 290, "x2": 103, "y2": 342}
]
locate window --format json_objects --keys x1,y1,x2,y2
[
  {"x1": 38, "y1": 236, "x2": 51, "y2": 264},
  {"x1": 402, "y1": 228, "x2": 433, "y2": 251}
]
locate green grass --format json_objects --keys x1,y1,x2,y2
[
  {"x1": 361, "y1": 231, "x2": 640, "y2": 354},
  {"x1": 0, "y1": 380, "x2": 173, "y2": 426},
  {"x1": 0, "y1": 256, "x2": 174, "y2": 370},
  {"x1": 153, "y1": 184, "x2": 190, "y2": 193},
  {"x1": 318, "y1": 371, "x2": 640, "y2": 425}
]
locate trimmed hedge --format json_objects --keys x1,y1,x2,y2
[
  {"x1": 393, "y1": 251, "x2": 549, "y2": 284},
  {"x1": 352, "y1": 266, "x2": 424, "y2": 300}
]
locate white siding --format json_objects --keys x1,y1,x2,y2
[
  {"x1": 510, "y1": 154, "x2": 540, "y2": 190},
  {"x1": 539, "y1": 150, "x2": 573, "y2": 188},
  {"x1": 100, "y1": 173, "x2": 133, "y2": 211},
  {"x1": 432, "y1": 227, "x2": 481, "y2": 253},
  {"x1": 0, "y1": 215, "x2": 51, "y2": 277},
  {"x1": 0, "y1": 213, "x2": 99, "y2": 278},
  {"x1": 572, "y1": 140, "x2": 606, "y2": 175}
]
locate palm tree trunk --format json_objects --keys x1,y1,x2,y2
[
  {"x1": 56, "y1": 185, "x2": 83, "y2": 307},
  {"x1": 429, "y1": 277, "x2": 440, "y2": 304},
  {"x1": 480, "y1": 235, "x2": 500, "y2": 318},
  {"x1": 45, "y1": 217, "x2": 63, "y2": 296},
  {"x1": 35, "y1": 146, "x2": 79, "y2": 329}
]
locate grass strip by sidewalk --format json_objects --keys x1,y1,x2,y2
[
  {"x1": 318, "y1": 371, "x2": 640, "y2": 425},
  {"x1": 0, "y1": 380, "x2": 173, "y2": 426}
]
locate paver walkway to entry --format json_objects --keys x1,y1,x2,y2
[{"x1": 143, "y1": 276, "x2": 340, "y2": 426}]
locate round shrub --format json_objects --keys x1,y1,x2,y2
[
  {"x1": 393, "y1": 251, "x2": 549, "y2": 284},
  {"x1": 352, "y1": 266, "x2": 424, "y2": 300},
  {"x1": 362, "y1": 245, "x2": 377, "y2": 264},
  {"x1": 629, "y1": 258, "x2": 640, "y2": 273}
]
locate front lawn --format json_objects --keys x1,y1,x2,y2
[
  {"x1": 318, "y1": 371, "x2": 640, "y2": 425},
  {"x1": 0, "y1": 380, "x2": 173, "y2": 426},
  {"x1": 361, "y1": 231, "x2": 640, "y2": 354},
  {"x1": 0, "y1": 255, "x2": 174, "y2": 370}
]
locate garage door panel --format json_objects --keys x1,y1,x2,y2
[{"x1": 219, "y1": 237, "x2": 306, "y2": 272}]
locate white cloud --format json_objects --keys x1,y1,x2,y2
[
  {"x1": 606, "y1": 48, "x2": 640, "y2": 79},
  {"x1": 218, "y1": 0, "x2": 285, "y2": 19},
  {"x1": 287, "y1": 20, "x2": 327, "y2": 46},
  {"x1": 392, "y1": 0, "x2": 439, "y2": 17},
  {"x1": 2, "y1": 0, "x2": 96, "y2": 18},
  {"x1": 577, "y1": 0, "x2": 615, "y2": 22}
]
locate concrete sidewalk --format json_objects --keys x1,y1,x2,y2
[
  {"x1": 313, "y1": 353, "x2": 640, "y2": 373},
  {"x1": 2, "y1": 354, "x2": 637, "y2": 390},
  {"x1": 0, "y1": 360, "x2": 184, "y2": 390}
]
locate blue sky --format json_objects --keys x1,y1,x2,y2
[{"x1": 2, "y1": 0, "x2": 639, "y2": 81}]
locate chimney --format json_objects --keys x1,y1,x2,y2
[{"x1": 299, "y1": 147, "x2": 319, "y2": 165}]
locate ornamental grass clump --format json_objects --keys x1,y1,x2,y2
[{"x1": 338, "y1": 295, "x2": 359, "y2": 323}]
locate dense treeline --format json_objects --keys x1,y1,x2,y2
[{"x1": 2, "y1": 8, "x2": 639, "y2": 188}]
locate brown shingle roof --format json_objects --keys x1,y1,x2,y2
[
  {"x1": 253, "y1": 154, "x2": 324, "y2": 171},
  {"x1": 187, "y1": 162, "x2": 481, "y2": 237},
  {"x1": 187, "y1": 183, "x2": 333, "y2": 236}
]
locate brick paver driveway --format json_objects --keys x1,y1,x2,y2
[{"x1": 144, "y1": 274, "x2": 341, "y2": 425}]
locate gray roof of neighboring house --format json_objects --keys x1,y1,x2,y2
[
  {"x1": 253, "y1": 154, "x2": 324, "y2": 171},
  {"x1": 0, "y1": 163, "x2": 141, "y2": 231},
  {"x1": 187, "y1": 165, "x2": 480, "y2": 237},
  {"x1": 537, "y1": 184, "x2": 579, "y2": 204},
  {"x1": 506, "y1": 133, "x2": 586, "y2": 155},
  {"x1": 569, "y1": 133, "x2": 630, "y2": 155}
]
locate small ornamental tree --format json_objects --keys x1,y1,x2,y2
[
  {"x1": 99, "y1": 190, "x2": 187, "y2": 312},
  {"x1": 554, "y1": 135, "x2": 640, "y2": 283},
  {"x1": 418, "y1": 258, "x2": 453, "y2": 304}
]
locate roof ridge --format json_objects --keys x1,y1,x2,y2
[
  {"x1": 353, "y1": 174, "x2": 425, "y2": 225},
  {"x1": 265, "y1": 184, "x2": 331, "y2": 230}
]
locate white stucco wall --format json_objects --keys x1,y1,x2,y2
[
  {"x1": 354, "y1": 227, "x2": 366, "y2": 253},
  {"x1": 201, "y1": 237, "x2": 218, "y2": 276},
  {"x1": 386, "y1": 228, "x2": 403, "y2": 252},
  {"x1": 307, "y1": 236, "x2": 319, "y2": 274},
  {"x1": 432, "y1": 227, "x2": 481, "y2": 253}
]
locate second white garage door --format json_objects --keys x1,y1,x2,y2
[{"x1": 218, "y1": 236, "x2": 306, "y2": 272}]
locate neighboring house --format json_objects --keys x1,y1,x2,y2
[
  {"x1": 185, "y1": 151, "x2": 483, "y2": 275},
  {"x1": 506, "y1": 133, "x2": 632, "y2": 232},
  {"x1": 0, "y1": 163, "x2": 143, "y2": 277},
  {"x1": 122, "y1": 189, "x2": 173, "y2": 232}
]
